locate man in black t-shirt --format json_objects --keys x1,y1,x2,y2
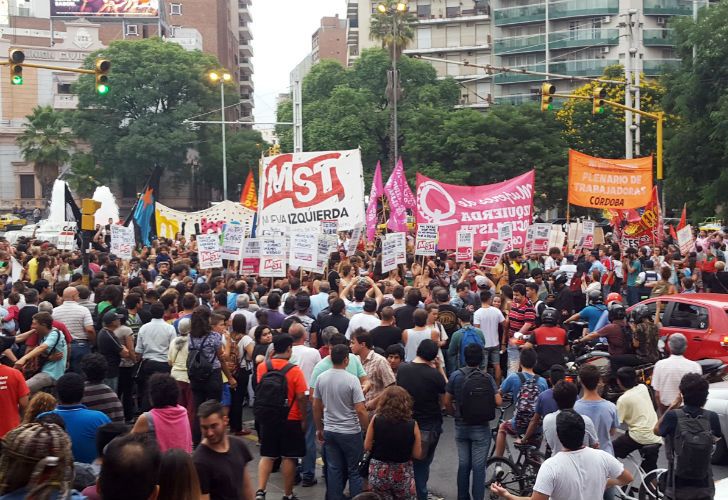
[
  {"x1": 96, "y1": 311, "x2": 130, "y2": 392},
  {"x1": 369, "y1": 306, "x2": 402, "y2": 351},
  {"x1": 394, "y1": 289, "x2": 421, "y2": 331},
  {"x1": 396, "y1": 339, "x2": 446, "y2": 500},
  {"x1": 17, "y1": 288, "x2": 39, "y2": 334},
  {"x1": 193, "y1": 400, "x2": 254, "y2": 500}
]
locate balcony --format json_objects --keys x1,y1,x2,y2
[
  {"x1": 416, "y1": 7, "x2": 490, "y2": 24},
  {"x1": 549, "y1": 28, "x2": 619, "y2": 50},
  {"x1": 549, "y1": 0, "x2": 618, "y2": 20},
  {"x1": 494, "y1": 93, "x2": 539, "y2": 105},
  {"x1": 494, "y1": 33, "x2": 545, "y2": 55},
  {"x1": 238, "y1": 6, "x2": 251, "y2": 24},
  {"x1": 404, "y1": 44, "x2": 491, "y2": 56},
  {"x1": 643, "y1": 58, "x2": 681, "y2": 75},
  {"x1": 238, "y1": 24, "x2": 252, "y2": 39},
  {"x1": 550, "y1": 58, "x2": 619, "y2": 76},
  {"x1": 494, "y1": 3, "x2": 545, "y2": 26},
  {"x1": 643, "y1": 0, "x2": 692, "y2": 16},
  {"x1": 493, "y1": 64, "x2": 546, "y2": 84},
  {"x1": 643, "y1": 28, "x2": 675, "y2": 46},
  {"x1": 239, "y1": 42, "x2": 253, "y2": 57},
  {"x1": 53, "y1": 94, "x2": 78, "y2": 110},
  {"x1": 239, "y1": 61, "x2": 253, "y2": 75}
]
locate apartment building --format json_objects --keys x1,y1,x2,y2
[
  {"x1": 312, "y1": 15, "x2": 347, "y2": 66},
  {"x1": 346, "y1": 0, "x2": 493, "y2": 108}
]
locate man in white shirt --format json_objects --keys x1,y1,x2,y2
[
  {"x1": 541, "y1": 381, "x2": 599, "y2": 455},
  {"x1": 543, "y1": 247, "x2": 562, "y2": 275},
  {"x1": 309, "y1": 282, "x2": 331, "y2": 319},
  {"x1": 290, "y1": 323, "x2": 322, "y2": 487},
  {"x1": 490, "y1": 410, "x2": 632, "y2": 500},
  {"x1": 652, "y1": 333, "x2": 701, "y2": 413},
  {"x1": 345, "y1": 298, "x2": 380, "y2": 339},
  {"x1": 472, "y1": 290, "x2": 505, "y2": 381},
  {"x1": 134, "y1": 303, "x2": 176, "y2": 412},
  {"x1": 231, "y1": 294, "x2": 257, "y2": 334},
  {"x1": 52, "y1": 286, "x2": 95, "y2": 374}
]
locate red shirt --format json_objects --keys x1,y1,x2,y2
[
  {"x1": 25, "y1": 320, "x2": 73, "y2": 348},
  {"x1": 508, "y1": 299, "x2": 536, "y2": 337},
  {"x1": 0, "y1": 364, "x2": 30, "y2": 437},
  {"x1": 256, "y1": 358, "x2": 308, "y2": 421},
  {"x1": 532, "y1": 326, "x2": 567, "y2": 346}
]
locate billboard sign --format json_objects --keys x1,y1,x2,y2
[{"x1": 51, "y1": 0, "x2": 160, "y2": 17}]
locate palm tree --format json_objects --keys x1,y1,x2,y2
[
  {"x1": 17, "y1": 106, "x2": 75, "y2": 204},
  {"x1": 369, "y1": 1, "x2": 417, "y2": 168}
]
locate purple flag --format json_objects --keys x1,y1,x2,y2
[
  {"x1": 366, "y1": 162, "x2": 384, "y2": 241},
  {"x1": 385, "y1": 158, "x2": 411, "y2": 232}
]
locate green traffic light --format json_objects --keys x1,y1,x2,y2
[
  {"x1": 96, "y1": 84, "x2": 109, "y2": 95},
  {"x1": 598, "y1": 107, "x2": 605, "y2": 114},
  {"x1": 11, "y1": 75, "x2": 22, "y2": 85}
]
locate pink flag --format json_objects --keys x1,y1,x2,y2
[
  {"x1": 366, "y1": 162, "x2": 384, "y2": 241},
  {"x1": 385, "y1": 158, "x2": 412, "y2": 232}
]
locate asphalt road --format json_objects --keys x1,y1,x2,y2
[{"x1": 242, "y1": 407, "x2": 728, "y2": 500}]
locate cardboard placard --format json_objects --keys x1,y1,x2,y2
[
  {"x1": 110, "y1": 224, "x2": 134, "y2": 260},
  {"x1": 321, "y1": 219, "x2": 338, "y2": 236},
  {"x1": 532, "y1": 223, "x2": 552, "y2": 254},
  {"x1": 197, "y1": 233, "x2": 223, "y2": 269},
  {"x1": 677, "y1": 225, "x2": 694, "y2": 256},
  {"x1": 347, "y1": 224, "x2": 364, "y2": 256},
  {"x1": 221, "y1": 224, "x2": 245, "y2": 261},
  {"x1": 415, "y1": 223, "x2": 438, "y2": 256},
  {"x1": 259, "y1": 237, "x2": 286, "y2": 277},
  {"x1": 456, "y1": 230, "x2": 474, "y2": 263},
  {"x1": 289, "y1": 232, "x2": 318, "y2": 269},
  {"x1": 480, "y1": 240, "x2": 507, "y2": 268},
  {"x1": 498, "y1": 223, "x2": 514, "y2": 253},
  {"x1": 582, "y1": 220, "x2": 596, "y2": 249},
  {"x1": 241, "y1": 238, "x2": 260, "y2": 274},
  {"x1": 381, "y1": 235, "x2": 399, "y2": 273}
]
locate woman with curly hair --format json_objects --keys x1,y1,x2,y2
[
  {"x1": 21, "y1": 392, "x2": 57, "y2": 425},
  {"x1": 364, "y1": 385, "x2": 422, "y2": 500}
]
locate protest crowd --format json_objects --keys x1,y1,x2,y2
[{"x1": 0, "y1": 150, "x2": 724, "y2": 500}]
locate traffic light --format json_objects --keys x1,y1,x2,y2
[
  {"x1": 9, "y1": 49, "x2": 24, "y2": 85},
  {"x1": 95, "y1": 59, "x2": 110, "y2": 95},
  {"x1": 540, "y1": 83, "x2": 556, "y2": 112},
  {"x1": 592, "y1": 87, "x2": 606, "y2": 114},
  {"x1": 81, "y1": 198, "x2": 102, "y2": 231}
]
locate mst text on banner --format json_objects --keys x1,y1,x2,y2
[
  {"x1": 568, "y1": 150, "x2": 653, "y2": 209},
  {"x1": 258, "y1": 149, "x2": 365, "y2": 231},
  {"x1": 415, "y1": 170, "x2": 535, "y2": 250}
]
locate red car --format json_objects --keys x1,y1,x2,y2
[{"x1": 629, "y1": 293, "x2": 728, "y2": 363}]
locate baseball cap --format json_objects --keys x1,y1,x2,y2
[{"x1": 102, "y1": 311, "x2": 123, "y2": 325}]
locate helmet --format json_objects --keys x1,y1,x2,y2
[
  {"x1": 553, "y1": 272, "x2": 568, "y2": 287},
  {"x1": 607, "y1": 303, "x2": 626, "y2": 322},
  {"x1": 541, "y1": 307, "x2": 559, "y2": 326},
  {"x1": 587, "y1": 290, "x2": 603, "y2": 304},
  {"x1": 606, "y1": 292, "x2": 622, "y2": 304},
  {"x1": 629, "y1": 304, "x2": 651, "y2": 323}
]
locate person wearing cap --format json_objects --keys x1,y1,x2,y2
[
  {"x1": 96, "y1": 310, "x2": 131, "y2": 393},
  {"x1": 232, "y1": 293, "x2": 258, "y2": 334}
]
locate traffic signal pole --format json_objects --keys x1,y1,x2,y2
[{"x1": 0, "y1": 60, "x2": 96, "y2": 74}]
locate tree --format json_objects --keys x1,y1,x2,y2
[
  {"x1": 662, "y1": 1, "x2": 728, "y2": 219},
  {"x1": 369, "y1": 0, "x2": 417, "y2": 58},
  {"x1": 16, "y1": 106, "x2": 74, "y2": 202},
  {"x1": 71, "y1": 38, "x2": 223, "y2": 191},
  {"x1": 64, "y1": 152, "x2": 103, "y2": 198},
  {"x1": 556, "y1": 65, "x2": 664, "y2": 159}
]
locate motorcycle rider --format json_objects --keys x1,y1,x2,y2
[
  {"x1": 547, "y1": 272, "x2": 573, "y2": 325},
  {"x1": 593, "y1": 292, "x2": 623, "y2": 332},
  {"x1": 563, "y1": 290, "x2": 607, "y2": 337},
  {"x1": 526, "y1": 308, "x2": 569, "y2": 376}
]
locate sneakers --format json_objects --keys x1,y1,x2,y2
[
  {"x1": 255, "y1": 490, "x2": 266, "y2": 500},
  {"x1": 282, "y1": 495, "x2": 300, "y2": 500},
  {"x1": 301, "y1": 477, "x2": 318, "y2": 487}
]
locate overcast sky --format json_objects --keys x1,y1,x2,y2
[{"x1": 251, "y1": 0, "x2": 346, "y2": 126}]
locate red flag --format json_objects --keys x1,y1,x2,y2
[
  {"x1": 240, "y1": 171, "x2": 257, "y2": 211},
  {"x1": 670, "y1": 225, "x2": 677, "y2": 240},
  {"x1": 677, "y1": 203, "x2": 687, "y2": 230}
]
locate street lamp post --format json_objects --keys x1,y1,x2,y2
[
  {"x1": 377, "y1": 1, "x2": 408, "y2": 169},
  {"x1": 208, "y1": 70, "x2": 232, "y2": 200}
]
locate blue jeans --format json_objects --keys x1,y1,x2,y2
[
  {"x1": 323, "y1": 430, "x2": 363, "y2": 500},
  {"x1": 626, "y1": 286, "x2": 640, "y2": 306},
  {"x1": 69, "y1": 341, "x2": 91, "y2": 374},
  {"x1": 414, "y1": 421, "x2": 442, "y2": 500},
  {"x1": 507, "y1": 346, "x2": 520, "y2": 376},
  {"x1": 104, "y1": 376, "x2": 118, "y2": 393},
  {"x1": 301, "y1": 403, "x2": 317, "y2": 481},
  {"x1": 455, "y1": 423, "x2": 491, "y2": 500}
]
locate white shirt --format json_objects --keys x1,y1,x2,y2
[
  {"x1": 613, "y1": 259, "x2": 624, "y2": 279},
  {"x1": 544, "y1": 256, "x2": 560, "y2": 272},
  {"x1": 135, "y1": 318, "x2": 176, "y2": 362},
  {"x1": 291, "y1": 344, "x2": 322, "y2": 385},
  {"x1": 533, "y1": 447, "x2": 624, "y2": 500},
  {"x1": 652, "y1": 355, "x2": 702, "y2": 406},
  {"x1": 52, "y1": 301, "x2": 93, "y2": 340},
  {"x1": 559, "y1": 263, "x2": 577, "y2": 285},
  {"x1": 472, "y1": 306, "x2": 505, "y2": 348},
  {"x1": 345, "y1": 313, "x2": 381, "y2": 339},
  {"x1": 231, "y1": 308, "x2": 258, "y2": 334},
  {"x1": 543, "y1": 410, "x2": 599, "y2": 455}
]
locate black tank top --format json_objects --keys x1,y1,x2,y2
[{"x1": 372, "y1": 416, "x2": 415, "y2": 463}]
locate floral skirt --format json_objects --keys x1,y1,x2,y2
[{"x1": 369, "y1": 458, "x2": 416, "y2": 500}]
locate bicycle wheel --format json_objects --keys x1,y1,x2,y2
[
  {"x1": 638, "y1": 468, "x2": 667, "y2": 500},
  {"x1": 520, "y1": 449, "x2": 546, "y2": 495},
  {"x1": 486, "y1": 457, "x2": 523, "y2": 499}
]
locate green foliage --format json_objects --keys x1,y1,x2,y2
[
  {"x1": 71, "y1": 37, "x2": 223, "y2": 190},
  {"x1": 197, "y1": 128, "x2": 268, "y2": 194},
  {"x1": 64, "y1": 152, "x2": 103, "y2": 198},
  {"x1": 662, "y1": 2, "x2": 728, "y2": 220},
  {"x1": 16, "y1": 106, "x2": 75, "y2": 200},
  {"x1": 369, "y1": 0, "x2": 418, "y2": 57}
]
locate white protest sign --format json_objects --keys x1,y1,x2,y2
[
  {"x1": 314, "y1": 235, "x2": 335, "y2": 273},
  {"x1": 381, "y1": 235, "x2": 399, "y2": 273},
  {"x1": 582, "y1": 220, "x2": 596, "y2": 249},
  {"x1": 415, "y1": 223, "x2": 438, "y2": 256},
  {"x1": 455, "y1": 230, "x2": 474, "y2": 263},
  {"x1": 289, "y1": 232, "x2": 318, "y2": 269},
  {"x1": 57, "y1": 222, "x2": 77, "y2": 251},
  {"x1": 524, "y1": 226, "x2": 535, "y2": 255},
  {"x1": 241, "y1": 238, "x2": 260, "y2": 274},
  {"x1": 677, "y1": 225, "x2": 694, "y2": 255},
  {"x1": 9, "y1": 257, "x2": 22, "y2": 285},
  {"x1": 532, "y1": 223, "x2": 552, "y2": 254},
  {"x1": 197, "y1": 233, "x2": 223, "y2": 269},
  {"x1": 259, "y1": 237, "x2": 286, "y2": 277},
  {"x1": 387, "y1": 232, "x2": 407, "y2": 265},
  {"x1": 221, "y1": 224, "x2": 245, "y2": 261},
  {"x1": 347, "y1": 224, "x2": 364, "y2": 256},
  {"x1": 480, "y1": 240, "x2": 507, "y2": 268},
  {"x1": 110, "y1": 224, "x2": 134, "y2": 260},
  {"x1": 498, "y1": 223, "x2": 514, "y2": 253},
  {"x1": 321, "y1": 220, "x2": 338, "y2": 236}
]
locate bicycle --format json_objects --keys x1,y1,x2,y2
[
  {"x1": 485, "y1": 441, "x2": 546, "y2": 499},
  {"x1": 489, "y1": 400, "x2": 514, "y2": 458},
  {"x1": 616, "y1": 445, "x2": 667, "y2": 500}
]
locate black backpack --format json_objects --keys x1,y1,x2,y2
[
  {"x1": 254, "y1": 360, "x2": 295, "y2": 424},
  {"x1": 186, "y1": 334, "x2": 214, "y2": 383},
  {"x1": 458, "y1": 368, "x2": 496, "y2": 425},
  {"x1": 672, "y1": 409, "x2": 714, "y2": 480}
]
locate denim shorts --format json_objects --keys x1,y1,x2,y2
[
  {"x1": 221, "y1": 383, "x2": 231, "y2": 406},
  {"x1": 484, "y1": 346, "x2": 500, "y2": 365}
]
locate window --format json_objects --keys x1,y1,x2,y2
[
  {"x1": 19, "y1": 175, "x2": 35, "y2": 199},
  {"x1": 666, "y1": 302, "x2": 709, "y2": 330},
  {"x1": 446, "y1": 6, "x2": 460, "y2": 17},
  {"x1": 417, "y1": 27, "x2": 432, "y2": 49},
  {"x1": 57, "y1": 83, "x2": 72, "y2": 94},
  {"x1": 170, "y1": 3, "x2": 182, "y2": 15},
  {"x1": 125, "y1": 24, "x2": 138, "y2": 36},
  {"x1": 475, "y1": 23, "x2": 488, "y2": 46},
  {"x1": 417, "y1": 3, "x2": 431, "y2": 18},
  {"x1": 446, "y1": 25, "x2": 460, "y2": 47}
]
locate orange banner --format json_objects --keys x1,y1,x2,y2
[
  {"x1": 240, "y1": 171, "x2": 258, "y2": 211},
  {"x1": 568, "y1": 149, "x2": 653, "y2": 209}
]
